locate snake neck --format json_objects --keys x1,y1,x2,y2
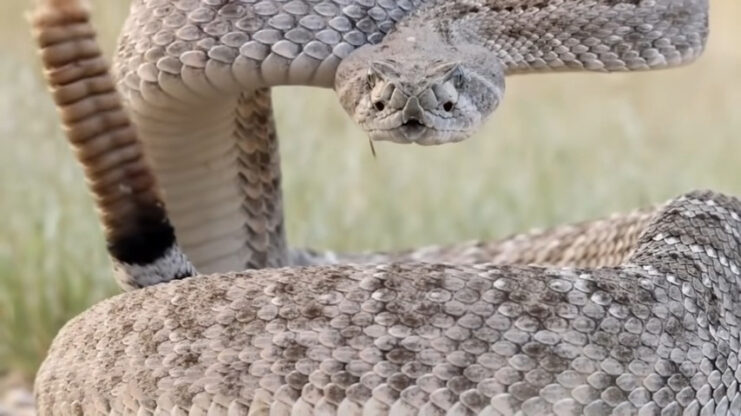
[
  {"x1": 111, "y1": 0, "x2": 439, "y2": 274},
  {"x1": 122, "y1": 88, "x2": 288, "y2": 274}
]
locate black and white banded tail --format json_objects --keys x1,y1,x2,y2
[{"x1": 31, "y1": 0, "x2": 196, "y2": 289}]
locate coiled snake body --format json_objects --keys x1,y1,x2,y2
[
  {"x1": 28, "y1": 0, "x2": 734, "y2": 415},
  {"x1": 111, "y1": 0, "x2": 707, "y2": 286},
  {"x1": 34, "y1": 190, "x2": 741, "y2": 415}
]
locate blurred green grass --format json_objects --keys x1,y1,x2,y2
[{"x1": 1, "y1": 1, "x2": 740, "y2": 381}]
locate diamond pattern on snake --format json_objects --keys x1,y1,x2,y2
[
  {"x1": 29, "y1": 0, "x2": 730, "y2": 415},
  {"x1": 109, "y1": 0, "x2": 709, "y2": 284},
  {"x1": 34, "y1": 190, "x2": 741, "y2": 415}
]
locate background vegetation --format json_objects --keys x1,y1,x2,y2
[{"x1": 1, "y1": 1, "x2": 739, "y2": 383}]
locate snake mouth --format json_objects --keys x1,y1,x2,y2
[
  {"x1": 398, "y1": 119, "x2": 427, "y2": 141},
  {"x1": 368, "y1": 122, "x2": 470, "y2": 145},
  {"x1": 367, "y1": 118, "x2": 430, "y2": 144}
]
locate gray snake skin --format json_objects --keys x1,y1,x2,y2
[
  {"x1": 35, "y1": 190, "x2": 741, "y2": 415},
  {"x1": 114, "y1": 0, "x2": 708, "y2": 281},
  {"x1": 28, "y1": 0, "x2": 724, "y2": 414}
]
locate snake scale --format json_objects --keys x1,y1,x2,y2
[
  {"x1": 29, "y1": 0, "x2": 738, "y2": 415},
  {"x1": 34, "y1": 189, "x2": 741, "y2": 415},
  {"x1": 108, "y1": 0, "x2": 707, "y2": 285}
]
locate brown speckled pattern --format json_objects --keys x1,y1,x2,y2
[{"x1": 35, "y1": 190, "x2": 741, "y2": 415}]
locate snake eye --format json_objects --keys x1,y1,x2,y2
[
  {"x1": 443, "y1": 101, "x2": 454, "y2": 112},
  {"x1": 374, "y1": 101, "x2": 385, "y2": 111}
]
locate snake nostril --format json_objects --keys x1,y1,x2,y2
[
  {"x1": 443, "y1": 101, "x2": 454, "y2": 112},
  {"x1": 374, "y1": 101, "x2": 385, "y2": 111}
]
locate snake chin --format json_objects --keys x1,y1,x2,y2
[{"x1": 367, "y1": 124, "x2": 470, "y2": 145}]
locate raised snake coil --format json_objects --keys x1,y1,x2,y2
[
  {"x1": 35, "y1": 190, "x2": 741, "y2": 415},
  {"x1": 114, "y1": 0, "x2": 708, "y2": 277}
]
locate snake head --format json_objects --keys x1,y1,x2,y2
[{"x1": 336, "y1": 48, "x2": 505, "y2": 145}]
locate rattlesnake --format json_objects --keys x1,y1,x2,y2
[
  {"x1": 30, "y1": 0, "x2": 733, "y2": 414},
  {"x1": 106, "y1": 0, "x2": 707, "y2": 286}
]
